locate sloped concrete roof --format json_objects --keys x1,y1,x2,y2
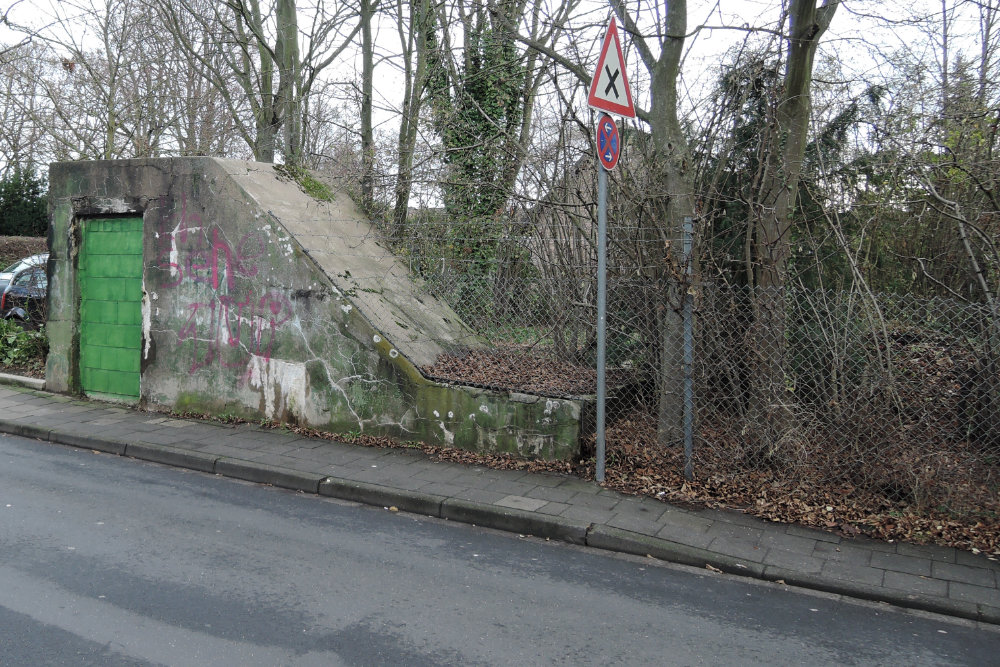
[{"x1": 218, "y1": 159, "x2": 481, "y2": 368}]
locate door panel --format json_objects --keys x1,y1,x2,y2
[{"x1": 79, "y1": 217, "x2": 143, "y2": 401}]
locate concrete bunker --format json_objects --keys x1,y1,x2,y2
[{"x1": 46, "y1": 158, "x2": 589, "y2": 459}]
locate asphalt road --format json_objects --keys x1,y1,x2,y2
[{"x1": 1, "y1": 432, "x2": 997, "y2": 666}]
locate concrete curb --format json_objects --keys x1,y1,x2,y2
[
  {"x1": 0, "y1": 415, "x2": 996, "y2": 627},
  {"x1": 758, "y1": 565, "x2": 997, "y2": 624},
  {"x1": 0, "y1": 373, "x2": 45, "y2": 391},
  {"x1": 0, "y1": 420, "x2": 51, "y2": 442},
  {"x1": 125, "y1": 442, "x2": 219, "y2": 473},
  {"x1": 585, "y1": 524, "x2": 763, "y2": 577},
  {"x1": 214, "y1": 458, "x2": 326, "y2": 494},
  {"x1": 52, "y1": 431, "x2": 128, "y2": 456},
  {"x1": 441, "y1": 498, "x2": 590, "y2": 545},
  {"x1": 319, "y1": 478, "x2": 445, "y2": 517}
]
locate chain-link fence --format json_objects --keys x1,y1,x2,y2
[{"x1": 311, "y1": 210, "x2": 999, "y2": 524}]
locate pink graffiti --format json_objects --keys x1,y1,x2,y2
[
  {"x1": 157, "y1": 193, "x2": 288, "y2": 375},
  {"x1": 154, "y1": 193, "x2": 265, "y2": 290},
  {"x1": 177, "y1": 290, "x2": 292, "y2": 374}
]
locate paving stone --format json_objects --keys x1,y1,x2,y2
[
  {"x1": 495, "y1": 495, "x2": 548, "y2": 512},
  {"x1": 660, "y1": 511, "x2": 714, "y2": 532},
  {"x1": 813, "y1": 542, "x2": 872, "y2": 566},
  {"x1": 298, "y1": 447, "x2": 368, "y2": 466},
  {"x1": 193, "y1": 443, "x2": 266, "y2": 459},
  {"x1": 758, "y1": 531, "x2": 818, "y2": 554},
  {"x1": 483, "y1": 479, "x2": 537, "y2": 497},
  {"x1": 563, "y1": 493, "x2": 622, "y2": 513},
  {"x1": 705, "y1": 522, "x2": 763, "y2": 544},
  {"x1": 525, "y1": 485, "x2": 580, "y2": 504},
  {"x1": 711, "y1": 510, "x2": 770, "y2": 529},
  {"x1": 785, "y1": 524, "x2": 841, "y2": 543},
  {"x1": 443, "y1": 487, "x2": 509, "y2": 505},
  {"x1": 632, "y1": 497, "x2": 671, "y2": 518},
  {"x1": 558, "y1": 505, "x2": 616, "y2": 524},
  {"x1": 529, "y1": 473, "x2": 573, "y2": 488},
  {"x1": 409, "y1": 463, "x2": 469, "y2": 484},
  {"x1": 851, "y1": 537, "x2": 898, "y2": 553},
  {"x1": 251, "y1": 453, "x2": 322, "y2": 471},
  {"x1": 871, "y1": 551, "x2": 932, "y2": 577},
  {"x1": 534, "y1": 501, "x2": 571, "y2": 516},
  {"x1": 606, "y1": 513, "x2": 663, "y2": 536},
  {"x1": 948, "y1": 581, "x2": 1000, "y2": 607},
  {"x1": 762, "y1": 548, "x2": 825, "y2": 574},
  {"x1": 883, "y1": 570, "x2": 948, "y2": 597},
  {"x1": 708, "y1": 536, "x2": 766, "y2": 562},
  {"x1": 822, "y1": 561, "x2": 884, "y2": 586},
  {"x1": 556, "y1": 478, "x2": 602, "y2": 495},
  {"x1": 415, "y1": 481, "x2": 470, "y2": 498},
  {"x1": 83, "y1": 417, "x2": 129, "y2": 426},
  {"x1": 345, "y1": 467, "x2": 403, "y2": 485},
  {"x1": 366, "y1": 475, "x2": 428, "y2": 493},
  {"x1": 896, "y1": 542, "x2": 957, "y2": 563},
  {"x1": 955, "y1": 550, "x2": 1000, "y2": 569},
  {"x1": 359, "y1": 462, "x2": 421, "y2": 479},
  {"x1": 119, "y1": 420, "x2": 190, "y2": 433},
  {"x1": 931, "y1": 561, "x2": 997, "y2": 588},
  {"x1": 654, "y1": 524, "x2": 715, "y2": 550}
]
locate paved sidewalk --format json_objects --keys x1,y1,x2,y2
[{"x1": 0, "y1": 381, "x2": 997, "y2": 626}]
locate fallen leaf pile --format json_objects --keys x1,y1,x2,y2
[{"x1": 422, "y1": 348, "x2": 632, "y2": 397}]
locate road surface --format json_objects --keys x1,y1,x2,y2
[{"x1": 1, "y1": 432, "x2": 996, "y2": 665}]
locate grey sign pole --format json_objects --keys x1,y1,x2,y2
[
  {"x1": 588, "y1": 17, "x2": 634, "y2": 484},
  {"x1": 596, "y1": 165, "x2": 608, "y2": 483}
]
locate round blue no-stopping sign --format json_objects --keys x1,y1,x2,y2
[{"x1": 597, "y1": 114, "x2": 621, "y2": 170}]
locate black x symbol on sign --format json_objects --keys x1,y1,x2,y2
[{"x1": 604, "y1": 65, "x2": 620, "y2": 98}]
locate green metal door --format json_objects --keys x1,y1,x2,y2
[{"x1": 79, "y1": 217, "x2": 144, "y2": 401}]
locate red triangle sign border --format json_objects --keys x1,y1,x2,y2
[{"x1": 587, "y1": 18, "x2": 636, "y2": 118}]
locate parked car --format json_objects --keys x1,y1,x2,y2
[
  {"x1": 0, "y1": 253, "x2": 48, "y2": 293},
  {"x1": 1, "y1": 263, "x2": 47, "y2": 324}
]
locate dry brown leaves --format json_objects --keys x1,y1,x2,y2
[
  {"x1": 421, "y1": 349, "x2": 631, "y2": 396},
  {"x1": 286, "y1": 413, "x2": 998, "y2": 556}
]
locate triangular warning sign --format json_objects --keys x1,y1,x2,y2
[{"x1": 587, "y1": 18, "x2": 635, "y2": 118}]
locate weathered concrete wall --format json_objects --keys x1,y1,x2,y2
[{"x1": 47, "y1": 158, "x2": 588, "y2": 459}]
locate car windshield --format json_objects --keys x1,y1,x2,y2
[{"x1": 2, "y1": 256, "x2": 46, "y2": 275}]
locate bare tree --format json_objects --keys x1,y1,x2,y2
[{"x1": 155, "y1": 0, "x2": 362, "y2": 165}]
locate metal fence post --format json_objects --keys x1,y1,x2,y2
[{"x1": 683, "y1": 216, "x2": 694, "y2": 481}]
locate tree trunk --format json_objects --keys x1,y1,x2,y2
[
  {"x1": 393, "y1": 0, "x2": 431, "y2": 235},
  {"x1": 360, "y1": 0, "x2": 376, "y2": 214},
  {"x1": 641, "y1": 1, "x2": 696, "y2": 447},
  {"x1": 276, "y1": 0, "x2": 301, "y2": 165},
  {"x1": 750, "y1": 0, "x2": 838, "y2": 450}
]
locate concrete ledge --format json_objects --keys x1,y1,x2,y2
[
  {"x1": 319, "y1": 478, "x2": 445, "y2": 517},
  {"x1": 979, "y1": 604, "x2": 1000, "y2": 626},
  {"x1": 48, "y1": 429, "x2": 128, "y2": 455},
  {"x1": 440, "y1": 498, "x2": 590, "y2": 545},
  {"x1": 0, "y1": 420, "x2": 52, "y2": 442},
  {"x1": 586, "y1": 524, "x2": 766, "y2": 577},
  {"x1": 0, "y1": 373, "x2": 45, "y2": 391},
  {"x1": 214, "y1": 458, "x2": 326, "y2": 493},
  {"x1": 761, "y1": 565, "x2": 997, "y2": 626},
  {"x1": 126, "y1": 442, "x2": 218, "y2": 473}
]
